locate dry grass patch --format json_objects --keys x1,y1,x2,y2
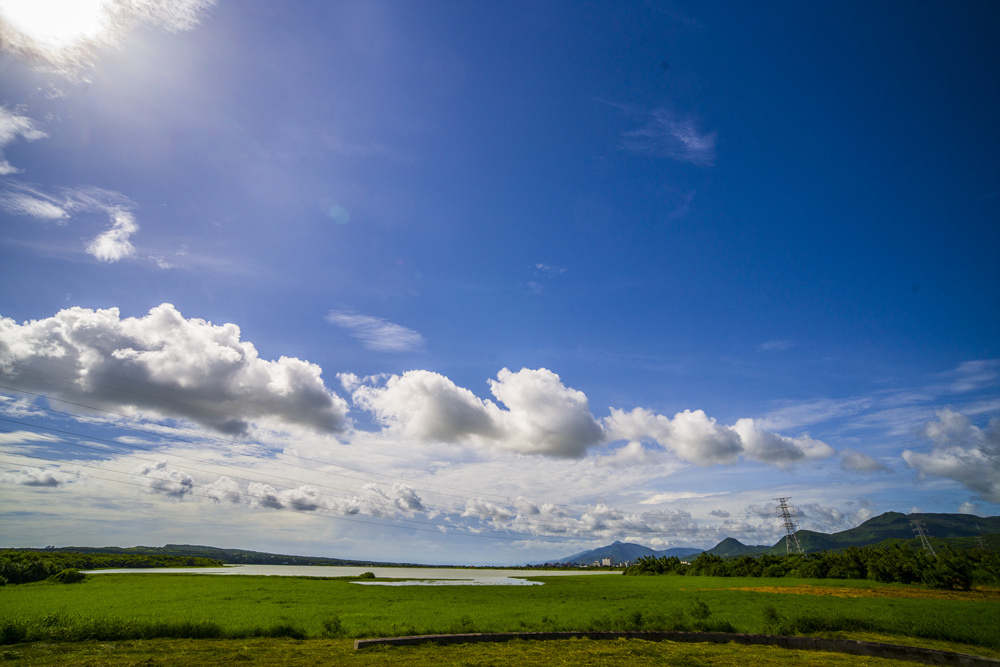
[{"x1": 722, "y1": 584, "x2": 1000, "y2": 601}]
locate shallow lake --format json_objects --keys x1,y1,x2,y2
[{"x1": 83, "y1": 564, "x2": 617, "y2": 585}]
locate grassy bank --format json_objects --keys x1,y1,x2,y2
[
  {"x1": 0, "y1": 636, "x2": 964, "y2": 667},
  {"x1": 2, "y1": 573, "x2": 998, "y2": 653}
]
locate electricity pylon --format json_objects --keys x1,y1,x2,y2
[
  {"x1": 910, "y1": 519, "x2": 936, "y2": 557},
  {"x1": 774, "y1": 497, "x2": 804, "y2": 554}
]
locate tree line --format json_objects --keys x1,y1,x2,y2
[
  {"x1": 622, "y1": 543, "x2": 1000, "y2": 590},
  {"x1": 0, "y1": 551, "x2": 223, "y2": 585}
]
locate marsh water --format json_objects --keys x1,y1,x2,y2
[{"x1": 83, "y1": 564, "x2": 616, "y2": 585}]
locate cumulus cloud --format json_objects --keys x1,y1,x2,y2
[
  {"x1": 0, "y1": 106, "x2": 47, "y2": 175},
  {"x1": 605, "y1": 408, "x2": 742, "y2": 465},
  {"x1": 958, "y1": 502, "x2": 980, "y2": 515},
  {"x1": 246, "y1": 482, "x2": 355, "y2": 513},
  {"x1": 902, "y1": 409, "x2": 1000, "y2": 503},
  {"x1": 351, "y1": 367, "x2": 603, "y2": 458},
  {"x1": 205, "y1": 475, "x2": 242, "y2": 504},
  {"x1": 326, "y1": 311, "x2": 424, "y2": 352},
  {"x1": 1, "y1": 465, "x2": 77, "y2": 487},
  {"x1": 621, "y1": 108, "x2": 716, "y2": 166},
  {"x1": 733, "y1": 418, "x2": 835, "y2": 467},
  {"x1": 364, "y1": 483, "x2": 425, "y2": 512},
  {"x1": 0, "y1": 0, "x2": 216, "y2": 74},
  {"x1": 604, "y1": 409, "x2": 832, "y2": 468},
  {"x1": 0, "y1": 303, "x2": 351, "y2": 435},
  {"x1": 351, "y1": 367, "x2": 832, "y2": 464},
  {"x1": 132, "y1": 460, "x2": 193, "y2": 498},
  {"x1": 840, "y1": 449, "x2": 889, "y2": 474}
]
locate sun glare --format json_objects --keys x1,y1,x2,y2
[{"x1": 0, "y1": 0, "x2": 112, "y2": 49}]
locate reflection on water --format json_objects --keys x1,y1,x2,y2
[
  {"x1": 353, "y1": 577, "x2": 543, "y2": 586},
  {"x1": 84, "y1": 564, "x2": 614, "y2": 584}
]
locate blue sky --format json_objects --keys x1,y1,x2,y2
[{"x1": 0, "y1": 0, "x2": 998, "y2": 565}]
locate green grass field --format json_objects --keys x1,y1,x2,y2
[{"x1": 2, "y1": 573, "x2": 998, "y2": 665}]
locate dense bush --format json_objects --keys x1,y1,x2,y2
[
  {"x1": 0, "y1": 551, "x2": 224, "y2": 586},
  {"x1": 623, "y1": 544, "x2": 1000, "y2": 590},
  {"x1": 48, "y1": 569, "x2": 86, "y2": 584}
]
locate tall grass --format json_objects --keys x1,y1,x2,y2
[{"x1": 2, "y1": 573, "x2": 997, "y2": 650}]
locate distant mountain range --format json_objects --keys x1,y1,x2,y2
[
  {"x1": 554, "y1": 541, "x2": 702, "y2": 565},
  {"x1": 8, "y1": 512, "x2": 998, "y2": 568},
  {"x1": 10, "y1": 544, "x2": 422, "y2": 568},
  {"x1": 548, "y1": 512, "x2": 1000, "y2": 564}
]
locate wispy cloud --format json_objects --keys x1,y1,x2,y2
[
  {"x1": 86, "y1": 207, "x2": 137, "y2": 262},
  {"x1": 326, "y1": 311, "x2": 424, "y2": 352},
  {"x1": 0, "y1": 184, "x2": 142, "y2": 263},
  {"x1": 758, "y1": 339, "x2": 795, "y2": 352},
  {"x1": 621, "y1": 108, "x2": 717, "y2": 166},
  {"x1": 0, "y1": 189, "x2": 69, "y2": 220},
  {"x1": 0, "y1": 106, "x2": 47, "y2": 175},
  {"x1": 840, "y1": 449, "x2": 890, "y2": 474}
]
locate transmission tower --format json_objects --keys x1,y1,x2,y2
[
  {"x1": 910, "y1": 519, "x2": 936, "y2": 557},
  {"x1": 774, "y1": 497, "x2": 804, "y2": 554},
  {"x1": 975, "y1": 536, "x2": 989, "y2": 551}
]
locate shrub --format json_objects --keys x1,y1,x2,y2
[{"x1": 48, "y1": 569, "x2": 86, "y2": 584}]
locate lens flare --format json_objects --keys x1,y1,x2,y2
[{"x1": 0, "y1": 0, "x2": 112, "y2": 49}]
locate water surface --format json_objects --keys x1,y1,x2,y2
[{"x1": 84, "y1": 564, "x2": 615, "y2": 586}]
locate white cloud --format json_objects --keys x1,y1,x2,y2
[
  {"x1": 621, "y1": 108, "x2": 716, "y2": 166},
  {"x1": 943, "y1": 359, "x2": 1000, "y2": 394},
  {"x1": 351, "y1": 367, "x2": 604, "y2": 458},
  {"x1": 902, "y1": 409, "x2": 1000, "y2": 503},
  {"x1": 1, "y1": 465, "x2": 77, "y2": 486},
  {"x1": 605, "y1": 408, "x2": 832, "y2": 468},
  {"x1": 733, "y1": 418, "x2": 835, "y2": 467},
  {"x1": 205, "y1": 475, "x2": 242, "y2": 504},
  {"x1": 0, "y1": 303, "x2": 351, "y2": 435},
  {"x1": 351, "y1": 369, "x2": 500, "y2": 443},
  {"x1": 605, "y1": 407, "x2": 741, "y2": 465},
  {"x1": 66, "y1": 187, "x2": 140, "y2": 263},
  {"x1": 0, "y1": 430, "x2": 59, "y2": 445},
  {"x1": 86, "y1": 208, "x2": 137, "y2": 262},
  {"x1": 958, "y1": 502, "x2": 980, "y2": 515},
  {"x1": 0, "y1": 185, "x2": 142, "y2": 263},
  {"x1": 132, "y1": 460, "x2": 193, "y2": 498},
  {"x1": 0, "y1": 106, "x2": 47, "y2": 174},
  {"x1": 326, "y1": 311, "x2": 424, "y2": 352},
  {"x1": 364, "y1": 483, "x2": 425, "y2": 512},
  {"x1": 487, "y1": 368, "x2": 604, "y2": 457},
  {"x1": 246, "y1": 482, "x2": 354, "y2": 513},
  {"x1": 593, "y1": 441, "x2": 666, "y2": 468},
  {"x1": 0, "y1": 189, "x2": 68, "y2": 220},
  {"x1": 840, "y1": 449, "x2": 890, "y2": 474},
  {"x1": 352, "y1": 368, "x2": 832, "y2": 465}
]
